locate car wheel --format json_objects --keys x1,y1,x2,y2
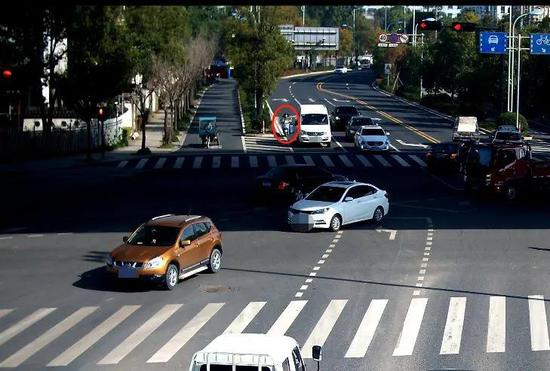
[
  {"x1": 373, "y1": 206, "x2": 384, "y2": 223},
  {"x1": 504, "y1": 183, "x2": 518, "y2": 201},
  {"x1": 164, "y1": 264, "x2": 179, "y2": 290},
  {"x1": 329, "y1": 214, "x2": 342, "y2": 232},
  {"x1": 207, "y1": 248, "x2": 222, "y2": 273}
]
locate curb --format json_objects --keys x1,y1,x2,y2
[
  {"x1": 237, "y1": 87, "x2": 246, "y2": 135},
  {"x1": 371, "y1": 82, "x2": 454, "y2": 123},
  {"x1": 280, "y1": 70, "x2": 333, "y2": 79}
]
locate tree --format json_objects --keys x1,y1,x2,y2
[{"x1": 339, "y1": 28, "x2": 352, "y2": 56}]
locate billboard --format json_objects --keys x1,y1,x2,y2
[{"x1": 279, "y1": 26, "x2": 339, "y2": 51}]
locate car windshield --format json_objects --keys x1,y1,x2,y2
[
  {"x1": 127, "y1": 225, "x2": 180, "y2": 246},
  {"x1": 496, "y1": 132, "x2": 521, "y2": 141},
  {"x1": 306, "y1": 186, "x2": 345, "y2": 202},
  {"x1": 361, "y1": 128, "x2": 385, "y2": 136},
  {"x1": 350, "y1": 117, "x2": 373, "y2": 127},
  {"x1": 336, "y1": 107, "x2": 358, "y2": 115},
  {"x1": 302, "y1": 114, "x2": 328, "y2": 125}
]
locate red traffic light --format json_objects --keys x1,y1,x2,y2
[
  {"x1": 451, "y1": 22, "x2": 476, "y2": 32},
  {"x1": 418, "y1": 20, "x2": 441, "y2": 31},
  {"x1": 453, "y1": 23, "x2": 462, "y2": 31},
  {"x1": 2, "y1": 69, "x2": 12, "y2": 78}
]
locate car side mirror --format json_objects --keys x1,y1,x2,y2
[
  {"x1": 122, "y1": 236, "x2": 128, "y2": 243},
  {"x1": 344, "y1": 196, "x2": 354, "y2": 202},
  {"x1": 180, "y1": 240, "x2": 191, "y2": 247},
  {"x1": 312, "y1": 345, "x2": 322, "y2": 361}
]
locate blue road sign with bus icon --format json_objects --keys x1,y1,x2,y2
[
  {"x1": 530, "y1": 34, "x2": 550, "y2": 55},
  {"x1": 479, "y1": 32, "x2": 507, "y2": 54}
]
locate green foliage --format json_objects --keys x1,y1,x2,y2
[{"x1": 497, "y1": 112, "x2": 528, "y2": 131}]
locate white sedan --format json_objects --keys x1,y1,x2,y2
[
  {"x1": 334, "y1": 66, "x2": 348, "y2": 74},
  {"x1": 354, "y1": 125, "x2": 390, "y2": 151},
  {"x1": 288, "y1": 181, "x2": 389, "y2": 232}
]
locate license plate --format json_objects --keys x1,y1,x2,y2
[
  {"x1": 262, "y1": 181, "x2": 271, "y2": 187},
  {"x1": 310, "y1": 137, "x2": 322, "y2": 143},
  {"x1": 118, "y1": 266, "x2": 138, "y2": 278}
]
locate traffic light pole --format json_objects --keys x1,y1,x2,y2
[{"x1": 516, "y1": 34, "x2": 529, "y2": 130}]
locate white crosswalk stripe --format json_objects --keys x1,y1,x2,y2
[
  {"x1": 135, "y1": 158, "x2": 148, "y2": 169},
  {"x1": 321, "y1": 155, "x2": 335, "y2": 168},
  {"x1": 392, "y1": 154, "x2": 410, "y2": 167},
  {"x1": 440, "y1": 297, "x2": 466, "y2": 354},
  {"x1": 147, "y1": 303, "x2": 224, "y2": 363},
  {"x1": 173, "y1": 157, "x2": 185, "y2": 169},
  {"x1": 409, "y1": 154, "x2": 427, "y2": 167},
  {"x1": 356, "y1": 154, "x2": 373, "y2": 167},
  {"x1": 154, "y1": 157, "x2": 166, "y2": 169},
  {"x1": 192, "y1": 156, "x2": 203, "y2": 169},
  {"x1": 302, "y1": 300, "x2": 347, "y2": 359},
  {"x1": 0, "y1": 308, "x2": 56, "y2": 348},
  {"x1": 267, "y1": 300, "x2": 308, "y2": 336},
  {"x1": 267, "y1": 155, "x2": 277, "y2": 167},
  {"x1": 249, "y1": 156, "x2": 258, "y2": 168},
  {"x1": 345, "y1": 299, "x2": 387, "y2": 358},
  {"x1": 528, "y1": 295, "x2": 550, "y2": 351},
  {"x1": 338, "y1": 154, "x2": 353, "y2": 168},
  {"x1": 303, "y1": 155, "x2": 315, "y2": 165},
  {"x1": 374, "y1": 155, "x2": 391, "y2": 167},
  {"x1": 244, "y1": 136, "x2": 292, "y2": 152},
  {"x1": 0, "y1": 307, "x2": 97, "y2": 368},
  {"x1": 97, "y1": 304, "x2": 182, "y2": 365},
  {"x1": 117, "y1": 160, "x2": 128, "y2": 168},
  {"x1": 223, "y1": 302, "x2": 266, "y2": 335},
  {"x1": 285, "y1": 155, "x2": 296, "y2": 165},
  {"x1": 212, "y1": 156, "x2": 221, "y2": 168},
  {"x1": 393, "y1": 298, "x2": 428, "y2": 356},
  {"x1": 487, "y1": 296, "x2": 506, "y2": 353},
  {"x1": 231, "y1": 156, "x2": 239, "y2": 168}
]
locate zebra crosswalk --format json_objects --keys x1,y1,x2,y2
[
  {"x1": 0, "y1": 295, "x2": 549, "y2": 367},
  {"x1": 115, "y1": 152, "x2": 428, "y2": 171},
  {"x1": 243, "y1": 135, "x2": 293, "y2": 152}
]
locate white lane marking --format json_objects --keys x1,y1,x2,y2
[
  {"x1": 409, "y1": 154, "x2": 427, "y2": 167},
  {"x1": 413, "y1": 290, "x2": 421, "y2": 296},
  {"x1": 392, "y1": 154, "x2": 410, "y2": 167},
  {"x1": 487, "y1": 296, "x2": 506, "y2": 353},
  {"x1": 249, "y1": 156, "x2": 258, "y2": 168},
  {"x1": 135, "y1": 158, "x2": 148, "y2": 169},
  {"x1": 345, "y1": 299, "x2": 387, "y2": 358},
  {"x1": 192, "y1": 156, "x2": 203, "y2": 169},
  {"x1": 231, "y1": 156, "x2": 239, "y2": 168},
  {"x1": 0, "y1": 308, "x2": 55, "y2": 347},
  {"x1": 56, "y1": 232, "x2": 73, "y2": 236},
  {"x1": 424, "y1": 252, "x2": 430, "y2": 256},
  {"x1": 420, "y1": 263, "x2": 428, "y2": 268},
  {"x1": 0, "y1": 307, "x2": 97, "y2": 368},
  {"x1": 27, "y1": 234, "x2": 44, "y2": 238},
  {"x1": 321, "y1": 155, "x2": 335, "y2": 168},
  {"x1": 308, "y1": 98, "x2": 315, "y2": 102},
  {"x1": 376, "y1": 228, "x2": 397, "y2": 240},
  {"x1": 295, "y1": 292, "x2": 304, "y2": 298},
  {"x1": 117, "y1": 160, "x2": 128, "y2": 168},
  {"x1": 212, "y1": 156, "x2": 221, "y2": 168},
  {"x1": 425, "y1": 246, "x2": 432, "y2": 251},
  {"x1": 267, "y1": 156, "x2": 277, "y2": 167},
  {"x1": 323, "y1": 98, "x2": 336, "y2": 107},
  {"x1": 300, "y1": 285, "x2": 309, "y2": 290},
  {"x1": 267, "y1": 301, "x2": 308, "y2": 336},
  {"x1": 329, "y1": 244, "x2": 336, "y2": 248},
  {"x1": 303, "y1": 155, "x2": 315, "y2": 165},
  {"x1": 309, "y1": 272, "x2": 317, "y2": 277},
  {"x1": 326, "y1": 249, "x2": 333, "y2": 253},
  {"x1": 302, "y1": 300, "x2": 348, "y2": 358},
  {"x1": 333, "y1": 138, "x2": 346, "y2": 151},
  {"x1": 417, "y1": 276, "x2": 425, "y2": 281},
  {"x1": 305, "y1": 279, "x2": 313, "y2": 283},
  {"x1": 374, "y1": 155, "x2": 391, "y2": 167},
  {"x1": 0, "y1": 237, "x2": 12, "y2": 240},
  {"x1": 322, "y1": 254, "x2": 329, "y2": 259},
  {"x1": 338, "y1": 154, "x2": 353, "y2": 168},
  {"x1": 427, "y1": 236, "x2": 433, "y2": 241},
  {"x1": 0, "y1": 310, "x2": 12, "y2": 321},
  {"x1": 98, "y1": 304, "x2": 182, "y2": 365},
  {"x1": 396, "y1": 139, "x2": 429, "y2": 148},
  {"x1": 317, "y1": 260, "x2": 325, "y2": 264},
  {"x1": 528, "y1": 295, "x2": 550, "y2": 351},
  {"x1": 285, "y1": 155, "x2": 296, "y2": 166},
  {"x1": 419, "y1": 269, "x2": 426, "y2": 274},
  {"x1": 173, "y1": 157, "x2": 185, "y2": 169},
  {"x1": 389, "y1": 142, "x2": 401, "y2": 152},
  {"x1": 148, "y1": 303, "x2": 224, "y2": 363},
  {"x1": 415, "y1": 283, "x2": 423, "y2": 287},
  {"x1": 47, "y1": 305, "x2": 140, "y2": 367},
  {"x1": 393, "y1": 298, "x2": 428, "y2": 356},
  {"x1": 154, "y1": 157, "x2": 166, "y2": 169},
  {"x1": 440, "y1": 297, "x2": 467, "y2": 355},
  {"x1": 294, "y1": 98, "x2": 301, "y2": 106},
  {"x1": 312, "y1": 266, "x2": 320, "y2": 271},
  {"x1": 223, "y1": 302, "x2": 266, "y2": 335},
  {"x1": 426, "y1": 241, "x2": 433, "y2": 245},
  {"x1": 356, "y1": 155, "x2": 373, "y2": 167}
]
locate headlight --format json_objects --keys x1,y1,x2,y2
[
  {"x1": 144, "y1": 256, "x2": 164, "y2": 269},
  {"x1": 311, "y1": 208, "x2": 329, "y2": 215},
  {"x1": 105, "y1": 255, "x2": 113, "y2": 266},
  {"x1": 335, "y1": 116, "x2": 340, "y2": 120}
]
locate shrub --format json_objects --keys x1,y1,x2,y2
[{"x1": 496, "y1": 112, "x2": 528, "y2": 132}]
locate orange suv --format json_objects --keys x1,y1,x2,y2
[{"x1": 106, "y1": 214, "x2": 223, "y2": 290}]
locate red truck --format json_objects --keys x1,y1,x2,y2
[{"x1": 462, "y1": 142, "x2": 550, "y2": 200}]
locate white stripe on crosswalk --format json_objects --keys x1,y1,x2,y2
[
  {"x1": 193, "y1": 157, "x2": 203, "y2": 169},
  {"x1": 223, "y1": 302, "x2": 266, "y2": 335},
  {"x1": 409, "y1": 155, "x2": 427, "y2": 167},
  {"x1": 302, "y1": 300, "x2": 347, "y2": 358},
  {"x1": 285, "y1": 155, "x2": 296, "y2": 165},
  {"x1": 528, "y1": 295, "x2": 550, "y2": 351},
  {"x1": 212, "y1": 156, "x2": 221, "y2": 168},
  {"x1": 147, "y1": 303, "x2": 224, "y2": 363},
  {"x1": 267, "y1": 301, "x2": 308, "y2": 336},
  {"x1": 487, "y1": 296, "x2": 506, "y2": 353},
  {"x1": 97, "y1": 304, "x2": 182, "y2": 365},
  {"x1": 249, "y1": 156, "x2": 258, "y2": 168},
  {"x1": 136, "y1": 158, "x2": 148, "y2": 169},
  {"x1": 231, "y1": 156, "x2": 239, "y2": 168},
  {"x1": 440, "y1": 297, "x2": 466, "y2": 354},
  {"x1": 154, "y1": 158, "x2": 166, "y2": 169},
  {"x1": 393, "y1": 298, "x2": 428, "y2": 356},
  {"x1": 338, "y1": 154, "x2": 353, "y2": 168},
  {"x1": 47, "y1": 305, "x2": 140, "y2": 367},
  {"x1": 374, "y1": 155, "x2": 391, "y2": 167},
  {"x1": 303, "y1": 155, "x2": 315, "y2": 165},
  {"x1": 345, "y1": 299, "x2": 387, "y2": 358},
  {"x1": 321, "y1": 155, "x2": 335, "y2": 167},
  {"x1": 356, "y1": 155, "x2": 373, "y2": 167},
  {"x1": 0, "y1": 307, "x2": 97, "y2": 368},
  {"x1": 0, "y1": 308, "x2": 56, "y2": 348},
  {"x1": 0, "y1": 310, "x2": 12, "y2": 321},
  {"x1": 267, "y1": 156, "x2": 277, "y2": 167},
  {"x1": 173, "y1": 157, "x2": 184, "y2": 169},
  {"x1": 392, "y1": 154, "x2": 410, "y2": 167},
  {"x1": 117, "y1": 160, "x2": 128, "y2": 168}
]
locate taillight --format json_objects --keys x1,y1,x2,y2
[
  {"x1": 278, "y1": 181, "x2": 289, "y2": 190},
  {"x1": 450, "y1": 153, "x2": 458, "y2": 159}
]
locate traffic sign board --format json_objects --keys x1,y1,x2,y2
[
  {"x1": 530, "y1": 33, "x2": 550, "y2": 55},
  {"x1": 479, "y1": 32, "x2": 507, "y2": 54}
]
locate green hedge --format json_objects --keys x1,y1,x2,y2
[{"x1": 496, "y1": 112, "x2": 528, "y2": 132}]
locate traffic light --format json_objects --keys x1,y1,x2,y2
[
  {"x1": 418, "y1": 20, "x2": 442, "y2": 31},
  {"x1": 2, "y1": 69, "x2": 12, "y2": 79},
  {"x1": 452, "y1": 22, "x2": 477, "y2": 32}
]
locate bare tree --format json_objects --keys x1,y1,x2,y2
[{"x1": 130, "y1": 73, "x2": 159, "y2": 154}]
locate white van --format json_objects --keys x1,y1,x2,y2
[
  {"x1": 452, "y1": 116, "x2": 480, "y2": 142},
  {"x1": 298, "y1": 104, "x2": 332, "y2": 147},
  {"x1": 189, "y1": 333, "x2": 318, "y2": 371}
]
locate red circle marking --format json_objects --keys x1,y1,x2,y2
[{"x1": 270, "y1": 103, "x2": 301, "y2": 145}]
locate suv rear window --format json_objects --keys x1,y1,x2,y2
[{"x1": 350, "y1": 117, "x2": 373, "y2": 127}]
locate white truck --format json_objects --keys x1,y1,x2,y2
[
  {"x1": 298, "y1": 104, "x2": 332, "y2": 147},
  {"x1": 188, "y1": 333, "x2": 321, "y2": 371},
  {"x1": 452, "y1": 116, "x2": 480, "y2": 142}
]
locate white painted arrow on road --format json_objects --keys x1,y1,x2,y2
[
  {"x1": 376, "y1": 228, "x2": 397, "y2": 240},
  {"x1": 396, "y1": 139, "x2": 429, "y2": 148},
  {"x1": 333, "y1": 98, "x2": 351, "y2": 103}
]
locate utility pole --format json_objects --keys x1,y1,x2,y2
[
  {"x1": 302, "y1": 5, "x2": 305, "y2": 26},
  {"x1": 384, "y1": 6, "x2": 388, "y2": 31},
  {"x1": 353, "y1": 7, "x2": 357, "y2": 65}
]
